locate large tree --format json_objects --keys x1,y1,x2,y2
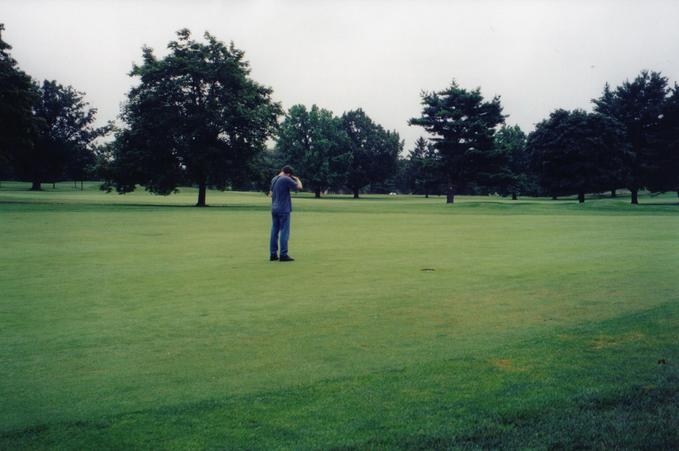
[
  {"x1": 527, "y1": 109, "x2": 626, "y2": 203},
  {"x1": 19, "y1": 80, "x2": 107, "y2": 190},
  {"x1": 110, "y1": 29, "x2": 281, "y2": 206},
  {"x1": 592, "y1": 71, "x2": 669, "y2": 204},
  {"x1": 0, "y1": 24, "x2": 38, "y2": 179},
  {"x1": 409, "y1": 81, "x2": 505, "y2": 203},
  {"x1": 276, "y1": 104, "x2": 350, "y2": 198},
  {"x1": 341, "y1": 109, "x2": 401, "y2": 198}
]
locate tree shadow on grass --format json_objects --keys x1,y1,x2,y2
[{"x1": 0, "y1": 199, "x2": 271, "y2": 212}]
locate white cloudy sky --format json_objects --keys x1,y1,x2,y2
[{"x1": 3, "y1": 0, "x2": 679, "y2": 151}]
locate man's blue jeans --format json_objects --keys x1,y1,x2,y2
[{"x1": 270, "y1": 212, "x2": 291, "y2": 257}]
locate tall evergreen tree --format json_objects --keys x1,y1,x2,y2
[
  {"x1": 593, "y1": 70, "x2": 669, "y2": 204},
  {"x1": 276, "y1": 104, "x2": 350, "y2": 198},
  {"x1": 527, "y1": 109, "x2": 626, "y2": 203},
  {"x1": 341, "y1": 109, "x2": 401, "y2": 198},
  {"x1": 409, "y1": 81, "x2": 505, "y2": 203},
  {"x1": 0, "y1": 24, "x2": 38, "y2": 179},
  {"x1": 407, "y1": 137, "x2": 441, "y2": 197},
  {"x1": 110, "y1": 29, "x2": 281, "y2": 206}
]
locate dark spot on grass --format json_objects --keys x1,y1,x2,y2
[{"x1": 421, "y1": 268, "x2": 435, "y2": 272}]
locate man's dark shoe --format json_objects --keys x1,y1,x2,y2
[
  {"x1": 270, "y1": 254, "x2": 278, "y2": 261},
  {"x1": 279, "y1": 255, "x2": 295, "y2": 262}
]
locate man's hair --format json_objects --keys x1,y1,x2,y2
[{"x1": 281, "y1": 165, "x2": 294, "y2": 175}]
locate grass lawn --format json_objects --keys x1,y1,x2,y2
[{"x1": 1, "y1": 182, "x2": 678, "y2": 449}]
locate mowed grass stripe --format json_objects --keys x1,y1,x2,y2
[{"x1": 1, "y1": 302, "x2": 677, "y2": 449}]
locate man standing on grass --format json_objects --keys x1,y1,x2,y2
[{"x1": 269, "y1": 165, "x2": 302, "y2": 262}]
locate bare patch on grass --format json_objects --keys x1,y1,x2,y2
[{"x1": 591, "y1": 331, "x2": 645, "y2": 349}]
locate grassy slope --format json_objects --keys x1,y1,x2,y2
[{"x1": 1, "y1": 182, "x2": 678, "y2": 449}]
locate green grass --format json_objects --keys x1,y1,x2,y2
[{"x1": 1, "y1": 181, "x2": 678, "y2": 449}]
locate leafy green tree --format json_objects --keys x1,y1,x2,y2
[
  {"x1": 494, "y1": 125, "x2": 532, "y2": 200},
  {"x1": 409, "y1": 81, "x2": 505, "y2": 203},
  {"x1": 341, "y1": 109, "x2": 401, "y2": 198},
  {"x1": 407, "y1": 137, "x2": 441, "y2": 197},
  {"x1": 110, "y1": 29, "x2": 281, "y2": 206},
  {"x1": 527, "y1": 109, "x2": 626, "y2": 203},
  {"x1": 17, "y1": 80, "x2": 107, "y2": 190},
  {"x1": 276, "y1": 104, "x2": 350, "y2": 198},
  {"x1": 0, "y1": 24, "x2": 38, "y2": 180},
  {"x1": 593, "y1": 71, "x2": 669, "y2": 204}
]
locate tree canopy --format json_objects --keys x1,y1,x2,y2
[
  {"x1": 592, "y1": 70, "x2": 669, "y2": 204},
  {"x1": 494, "y1": 125, "x2": 531, "y2": 200},
  {"x1": 647, "y1": 84, "x2": 679, "y2": 194},
  {"x1": 275, "y1": 104, "x2": 350, "y2": 198},
  {"x1": 22, "y1": 80, "x2": 107, "y2": 190},
  {"x1": 341, "y1": 109, "x2": 401, "y2": 198},
  {"x1": 527, "y1": 109, "x2": 626, "y2": 203},
  {"x1": 0, "y1": 24, "x2": 38, "y2": 178},
  {"x1": 409, "y1": 81, "x2": 505, "y2": 203},
  {"x1": 109, "y1": 29, "x2": 282, "y2": 206}
]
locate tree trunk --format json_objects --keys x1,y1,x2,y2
[
  {"x1": 578, "y1": 192, "x2": 585, "y2": 203},
  {"x1": 611, "y1": 189, "x2": 616, "y2": 198},
  {"x1": 196, "y1": 181, "x2": 207, "y2": 207},
  {"x1": 52, "y1": 182, "x2": 56, "y2": 189},
  {"x1": 73, "y1": 180, "x2": 77, "y2": 189},
  {"x1": 80, "y1": 180, "x2": 84, "y2": 191},
  {"x1": 425, "y1": 192, "x2": 429, "y2": 199},
  {"x1": 512, "y1": 192, "x2": 517, "y2": 200},
  {"x1": 552, "y1": 195, "x2": 557, "y2": 200},
  {"x1": 446, "y1": 183, "x2": 455, "y2": 204},
  {"x1": 314, "y1": 187, "x2": 321, "y2": 198},
  {"x1": 631, "y1": 188, "x2": 638, "y2": 205},
  {"x1": 352, "y1": 188, "x2": 359, "y2": 199},
  {"x1": 31, "y1": 181, "x2": 41, "y2": 191}
]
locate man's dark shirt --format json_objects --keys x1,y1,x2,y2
[{"x1": 271, "y1": 175, "x2": 298, "y2": 214}]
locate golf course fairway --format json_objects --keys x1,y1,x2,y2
[{"x1": 1, "y1": 182, "x2": 678, "y2": 449}]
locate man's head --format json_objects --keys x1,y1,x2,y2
[{"x1": 281, "y1": 165, "x2": 295, "y2": 176}]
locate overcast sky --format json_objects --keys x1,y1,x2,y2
[{"x1": 3, "y1": 0, "x2": 679, "y2": 151}]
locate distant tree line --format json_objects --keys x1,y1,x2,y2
[
  {"x1": 405, "y1": 74, "x2": 679, "y2": 204},
  {"x1": 1, "y1": 24, "x2": 677, "y2": 205}
]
